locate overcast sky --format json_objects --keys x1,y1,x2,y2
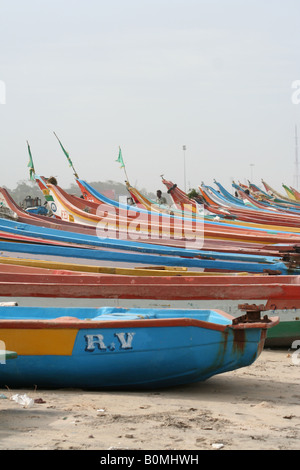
[{"x1": 1, "y1": 0, "x2": 300, "y2": 195}]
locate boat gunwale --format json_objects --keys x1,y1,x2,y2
[{"x1": 0, "y1": 314, "x2": 279, "y2": 331}]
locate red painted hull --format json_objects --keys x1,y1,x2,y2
[{"x1": 0, "y1": 265, "x2": 299, "y2": 308}]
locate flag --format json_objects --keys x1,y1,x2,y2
[
  {"x1": 27, "y1": 141, "x2": 35, "y2": 181},
  {"x1": 54, "y1": 132, "x2": 73, "y2": 167},
  {"x1": 116, "y1": 147, "x2": 125, "y2": 168},
  {"x1": 54, "y1": 132, "x2": 79, "y2": 178}
]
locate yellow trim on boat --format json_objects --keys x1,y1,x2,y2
[
  {"x1": 0, "y1": 329, "x2": 77, "y2": 355},
  {"x1": 0, "y1": 256, "x2": 252, "y2": 276}
]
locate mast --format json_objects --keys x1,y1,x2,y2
[{"x1": 294, "y1": 125, "x2": 299, "y2": 190}]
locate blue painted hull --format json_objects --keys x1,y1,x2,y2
[
  {"x1": 0, "y1": 217, "x2": 285, "y2": 262},
  {"x1": 1, "y1": 328, "x2": 260, "y2": 388},
  {"x1": 0, "y1": 239, "x2": 293, "y2": 274},
  {"x1": 0, "y1": 306, "x2": 278, "y2": 389}
]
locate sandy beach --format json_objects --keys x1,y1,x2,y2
[{"x1": 0, "y1": 348, "x2": 299, "y2": 452}]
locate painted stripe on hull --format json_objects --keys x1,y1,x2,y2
[{"x1": 1, "y1": 328, "x2": 77, "y2": 355}]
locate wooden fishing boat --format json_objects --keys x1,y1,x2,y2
[
  {"x1": 0, "y1": 305, "x2": 278, "y2": 389},
  {"x1": 38, "y1": 174, "x2": 287, "y2": 228},
  {"x1": 2, "y1": 181, "x2": 300, "y2": 267},
  {"x1": 201, "y1": 182, "x2": 300, "y2": 228},
  {"x1": 282, "y1": 184, "x2": 297, "y2": 201},
  {"x1": 76, "y1": 177, "x2": 151, "y2": 212},
  {"x1": 39, "y1": 180, "x2": 213, "y2": 242},
  {"x1": 32, "y1": 175, "x2": 300, "y2": 261},
  {"x1": 0, "y1": 187, "x2": 278, "y2": 253},
  {"x1": 233, "y1": 182, "x2": 300, "y2": 215},
  {"x1": 1, "y1": 207, "x2": 300, "y2": 277},
  {"x1": 0, "y1": 215, "x2": 298, "y2": 261},
  {"x1": 0, "y1": 255, "x2": 251, "y2": 276},
  {"x1": 0, "y1": 236, "x2": 298, "y2": 275},
  {"x1": 261, "y1": 179, "x2": 300, "y2": 204},
  {"x1": 0, "y1": 187, "x2": 204, "y2": 250},
  {"x1": 228, "y1": 186, "x2": 300, "y2": 221},
  {"x1": 288, "y1": 186, "x2": 300, "y2": 202},
  {"x1": 162, "y1": 177, "x2": 199, "y2": 212},
  {"x1": 125, "y1": 180, "x2": 197, "y2": 214},
  {"x1": 0, "y1": 263, "x2": 299, "y2": 313},
  {"x1": 4, "y1": 186, "x2": 300, "y2": 256},
  {"x1": 36, "y1": 178, "x2": 300, "y2": 247},
  {"x1": 0, "y1": 261, "x2": 297, "y2": 346},
  {"x1": 162, "y1": 176, "x2": 300, "y2": 230}
]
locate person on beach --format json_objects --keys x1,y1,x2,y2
[
  {"x1": 47, "y1": 176, "x2": 58, "y2": 185},
  {"x1": 242, "y1": 188, "x2": 256, "y2": 207},
  {"x1": 156, "y1": 190, "x2": 167, "y2": 205}
]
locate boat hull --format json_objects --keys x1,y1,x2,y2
[
  {"x1": 0, "y1": 295, "x2": 296, "y2": 347},
  {"x1": 264, "y1": 320, "x2": 300, "y2": 347},
  {"x1": 0, "y1": 264, "x2": 299, "y2": 347},
  {"x1": 0, "y1": 306, "x2": 277, "y2": 389}
]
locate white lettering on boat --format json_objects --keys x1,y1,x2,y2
[
  {"x1": 85, "y1": 332, "x2": 135, "y2": 352},
  {"x1": 115, "y1": 332, "x2": 135, "y2": 349},
  {"x1": 61, "y1": 209, "x2": 68, "y2": 220},
  {"x1": 85, "y1": 334, "x2": 107, "y2": 351}
]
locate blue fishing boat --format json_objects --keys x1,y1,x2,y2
[{"x1": 0, "y1": 305, "x2": 278, "y2": 389}]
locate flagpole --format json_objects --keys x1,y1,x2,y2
[
  {"x1": 26, "y1": 140, "x2": 36, "y2": 181},
  {"x1": 53, "y1": 131, "x2": 79, "y2": 179},
  {"x1": 123, "y1": 162, "x2": 129, "y2": 182},
  {"x1": 117, "y1": 146, "x2": 129, "y2": 182}
]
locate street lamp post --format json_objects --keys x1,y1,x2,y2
[
  {"x1": 250, "y1": 163, "x2": 254, "y2": 182},
  {"x1": 183, "y1": 145, "x2": 186, "y2": 193}
]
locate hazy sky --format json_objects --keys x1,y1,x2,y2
[{"x1": 1, "y1": 0, "x2": 300, "y2": 195}]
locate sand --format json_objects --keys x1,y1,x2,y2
[{"x1": 0, "y1": 348, "x2": 299, "y2": 451}]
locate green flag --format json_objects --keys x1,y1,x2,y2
[
  {"x1": 27, "y1": 141, "x2": 35, "y2": 181},
  {"x1": 116, "y1": 147, "x2": 125, "y2": 168},
  {"x1": 54, "y1": 132, "x2": 79, "y2": 178},
  {"x1": 54, "y1": 132, "x2": 72, "y2": 167}
]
